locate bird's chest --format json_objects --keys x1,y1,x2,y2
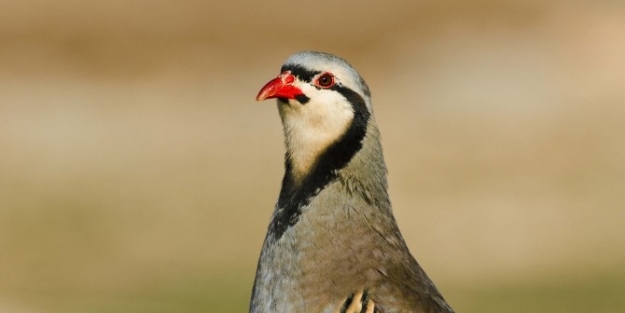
[
  {"x1": 251, "y1": 204, "x2": 381, "y2": 313},
  {"x1": 251, "y1": 233, "x2": 309, "y2": 313}
]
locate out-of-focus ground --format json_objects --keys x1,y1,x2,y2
[{"x1": 1, "y1": 1, "x2": 624, "y2": 312}]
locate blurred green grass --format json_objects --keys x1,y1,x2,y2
[
  {"x1": 6, "y1": 269, "x2": 624, "y2": 313},
  {"x1": 450, "y1": 271, "x2": 625, "y2": 313}
]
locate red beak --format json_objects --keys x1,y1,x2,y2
[{"x1": 256, "y1": 72, "x2": 304, "y2": 101}]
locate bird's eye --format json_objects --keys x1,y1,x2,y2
[{"x1": 315, "y1": 73, "x2": 335, "y2": 88}]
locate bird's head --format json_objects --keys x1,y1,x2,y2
[{"x1": 256, "y1": 51, "x2": 374, "y2": 183}]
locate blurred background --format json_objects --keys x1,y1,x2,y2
[{"x1": 1, "y1": 0, "x2": 624, "y2": 312}]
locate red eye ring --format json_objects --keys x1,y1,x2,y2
[{"x1": 315, "y1": 73, "x2": 335, "y2": 88}]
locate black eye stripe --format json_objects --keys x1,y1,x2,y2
[
  {"x1": 280, "y1": 64, "x2": 320, "y2": 83},
  {"x1": 282, "y1": 65, "x2": 341, "y2": 91}
]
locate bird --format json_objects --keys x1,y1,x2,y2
[{"x1": 251, "y1": 51, "x2": 454, "y2": 313}]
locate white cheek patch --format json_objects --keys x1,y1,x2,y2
[{"x1": 280, "y1": 87, "x2": 354, "y2": 183}]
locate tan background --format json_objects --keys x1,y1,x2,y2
[{"x1": 1, "y1": 1, "x2": 624, "y2": 312}]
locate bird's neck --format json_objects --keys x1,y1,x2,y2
[
  {"x1": 334, "y1": 122, "x2": 391, "y2": 209},
  {"x1": 268, "y1": 120, "x2": 390, "y2": 239}
]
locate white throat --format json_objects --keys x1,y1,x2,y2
[{"x1": 278, "y1": 95, "x2": 354, "y2": 183}]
